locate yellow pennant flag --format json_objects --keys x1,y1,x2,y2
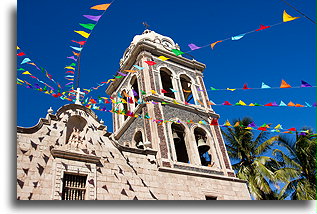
[
  {"x1": 17, "y1": 46, "x2": 20, "y2": 50},
  {"x1": 173, "y1": 99, "x2": 179, "y2": 104},
  {"x1": 90, "y1": 4, "x2": 111, "y2": 11},
  {"x1": 74, "y1": 31, "x2": 90, "y2": 39},
  {"x1": 65, "y1": 66, "x2": 75, "y2": 70},
  {"x1": 121, "y1": 98, "x2": 127, "y2": 103},
  {"x1": 22, "y1": 71, "x2": 32, "y2": 75},
  {"x1": 150, "y1": 90, "x2": 157, "y2": 94},
  {"x1": 224, "y1": 120, "x2": 232, "y2": 127},
  {"x1": 249, "y1": 103, "x2": 255, "y2": 106},
  {"x1": 234, "y1": 121, "x2": 240, "y2": 127},
  {"x1": 245, "y1": 127, "x2": 253, "y2": 130},
  {"x1": 17, "y1": 78, "x2": 24, "y2": 83},
  {"x1": 238, "y1": 100, "x2": 247, "y2": 106},
  {"x1": 226, "y1": 88, "x2": 236, "y2": 91},
  {"x1": 283, "y1": 10, "x2": 300, "y2": 22},
  {"x1": 158, "y1": 56, "x2": 169, "y2": 61}
]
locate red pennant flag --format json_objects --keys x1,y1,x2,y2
[
  {"x1": 184, "y1": 101, "x2": 190, "y2": 105},
  {"x1": 144, "y1": 61, "x2": 156, "y2": 66},
  {"x1": 243, "y1": 83, "x2": 250, "y2": 89},
  {"x1": 264, "y1": 102, "x2": 273, "y2": 106},
  {"x1": 288, "y1": 128, "x2": 296, "y2": 131},
  {"x1": 90, "y1": 99, "x2": 97, "y2": 104},
  {"x1": 17, "y1": 52, "x2": 26, "y2": 56},
  {"x1": 256, "y1": 24, "x2": 271, "y2": 31},
  {"x1": 104, "y1": 99, "x2": 110, "y2": 104},
  {"x1": 161, "y1": 89, "x2": 168, "y2": 93},
  {"x1": 257, "y1": 127, "x2": 267, "y2": 131},
  {"x1": 223, "y1": 101, "x2": 232, "y2": 105},
  {"x1": 210, "y1": 118, "x2": 219, "y2": 126},
  {"x1": 71, "y1": 40, "x2": 86, "y2": 46}
]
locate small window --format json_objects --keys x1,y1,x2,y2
[
  {"x1": 194, "y1": 128, "x2": 211, "y2": 166},
  {"x1": 62, "y1": 173, "x2": 87, "y2": 200},
  {"x1": 134, "y1": 130, "x2": 144, "y2": 149},
  {"x1": 205, "y1": 196, "x2": 217, "y2": 200}
]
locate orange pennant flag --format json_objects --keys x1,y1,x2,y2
[
  {"x1": 90, "y1": 4, "x2": 111, "y2": 11},
  {"x1": 280, "y1": 79, "x2": 291, "y2": 88},
  {"x1": 287, "y1": 101, "x2": 296, "y2": 107},
  {"x1": 123, "y1": 91, "x2": 131, "y2": 98},
  {"x1": 72, "y1": 51, "x2": 80, "y2": 56},
  {"x1": 124, "y1": 70, "x2": 137, "y2": 73},
  {"x1": 197, "y1": 99, "x2": 204, "y2": 106},
  {"x1": 295, "y1": 103, "x2": 304, "y2": 107},
  {"x1": 210, "y1": 41, "x2": 222, "y2": 50}
]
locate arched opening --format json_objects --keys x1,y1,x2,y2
[
  {"x1": 134, "y1": 130, "x2": 144, "y2": 149},
  {"x1": 171, "y1": 123, "x2": 189, "y2": 163},
  {"x1": 121, "y1": 90, "x2": 128, "y2": 120},
  {"x1": 160, "y1": 69, "x2": 175, "y2": 99},
  {"x1": 180, "y1": 74, "x2": 194, "y2": 104},
  {"x1": 65, "y1": 115, "x2": 87, "y2": 143},
  {"x1": 194, "y1": 127, "x2": 211, "y2": 166},
  {"x1": 130, "y1": 76, "x2": 139, "y2": 108}
]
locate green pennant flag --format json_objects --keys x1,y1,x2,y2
[
  {"x1": 210, "y1": 87, "x2": 218, "y2": 91},
  {"x1": 171, "y1": 49, "x2": 184, "y2": 56},
  {"x1": 141, "y1": 90, "x2": 146, "y2": 95},
  {"x1": 254, "y1": 103, "x2": 262, "y2": 106},
  {"x1": 43, "y1": 86, "x2": 47, "y2": 91},
  {"x1": 40, "y1": 67, "x2": 45, "y2": 73},
  {"x1": 79, "y1": 23, "x2": 96, "y2": 30},
  {"x1": 113, "y1": 75, "x2": 123, "y2": 79},
  {"x1": 69, "y1": 63, "x2": 77, "y2": 67},
  {"x1": 17, "y1": 68, "x2": 25, "y2": 71}
]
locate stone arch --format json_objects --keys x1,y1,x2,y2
[
  {"x1": 65, "y1": 115, "x2": 87, "y2": 144},
  {"x1": 158, "y1": 67, "x2": 176, "y2": 99},
  {"x1": 132, "y1": 128, "x2": 146, "y2": 149},
  {"x1": 129, "y1": 74, "x2": 140, "y2": 109},
  {"x1": 190, "y1": 124, "x2": 218, "y2": 167},
  {"x1": 178, "y1": 73, "x2": 198, "y2": 105}
]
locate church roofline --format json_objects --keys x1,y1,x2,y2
[
  {"x1": 106, "y1": 41, "x2": 206, "y2": 95},
  {"x1": 17, "y1": 104, "x2": 107, "y2": 134}
]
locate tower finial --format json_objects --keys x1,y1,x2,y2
[{"x1": 142, "y1": 22, "x2": 150, "y2": 30}]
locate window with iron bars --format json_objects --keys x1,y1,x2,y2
[{"x1": 62, "y1": 173, "x2": 87, "y2": 200}]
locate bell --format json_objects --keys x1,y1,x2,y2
[
  {"x1": 136, "y1": 141, "x2": 144, "y2": 149},
  {"x1": 197, "y1": 138, "x2": 210, "y2": 153},
  {"x1": 173, "y1": 132, "x2": 181, "y2": 143}
]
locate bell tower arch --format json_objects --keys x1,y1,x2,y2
[{"x1": 106, "y1": 30, "x2": 234, "y2": 177}]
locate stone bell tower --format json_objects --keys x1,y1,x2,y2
[{"x1": 106, "y1": 29, "x2": 235, "y2": 178}]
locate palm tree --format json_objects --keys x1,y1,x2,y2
[
  {"x1": 273, "y1": 129, "x2": 316, "y2": 200},
  {"x1": 221, "y1": 117, "x2": 281, "y2": 200}
]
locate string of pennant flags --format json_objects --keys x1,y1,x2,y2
[
  {"x1": 168, "y1": 10, "x2": 301, "y2": 55},
  {"x1": 17, "y1": 46, "x2": 62, "y2": 91},
  {"x1": 64, "y1": 2, "x2": 113, "y2": 90},
  {"x1": 71, "y1": 101, "x2": 316, "y2": 136}
]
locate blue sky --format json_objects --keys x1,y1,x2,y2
[{"x1": 17, "y1": 0, "x2": 316, "y2": 133}]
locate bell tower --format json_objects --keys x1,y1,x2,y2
[{"x1": 106, "y1": 30, "x2": 235, "y2": 177}]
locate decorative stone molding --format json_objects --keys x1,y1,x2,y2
[{"x1": 51, "y1": 149, "x2": 101, "y2": 164}]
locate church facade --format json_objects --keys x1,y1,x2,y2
[{"x1": 17, "y1": 30, "x2": 251, "y2": 200}]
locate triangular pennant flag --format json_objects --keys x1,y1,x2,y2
[
  {"x1": 257, "y1": 127, "x2": 267, "y2": 131},
  {"x1": 295, "y1": 104, "x2": 304, "y2": 107},
  {"x1": 274, "y1": 124, "x2": 283, "y2": 130},
  {"x1": 261, "y1": 82, "x2": 271, "y2": 89},
  {"x1": 210, "y1": 118, "x2": 219, "y2": 126},
  {"x1": 124, "y1": 70, "x2": 137, "y2": 73},
  {"x1": 279, "y1": 101, "x2": 287, "y2": 106},
  {"x1": 210, "y1": 87, "x2": 218, "y2": 91},
  {"x1": 90, "y1": 4, "x2": 111, "y2": 11},
  {"x1": 64, "y1": 66, "x2": 75, "y2": 70},
  {"x1": 161, "y1": 89, "x2": 168, "y2": 93},
  {"x1": 242, "y1": 83, "x2": 250, "y2": 89},
  {"x1": 17, "y1": 52, "x2": 26, "y2": 56},
  {"x1": 67, "y1": 56, "x2": 77, "y2": 61},
  {"x1": 188, "y1": 43, "x2": 201, "y2": 50},
  {"x1": 305, "y1": 102, "x2": 312, "y2": 107},
  {"x1": 171, "y1": 49, "x2": 184, "y2": 56},
  {"x1": 133, "y1": 65, "x2": 144, "y2": 70},
  {"x1": 287, "y1": 101, "x2": 296, "y2": 107},
  {"x1": 141, "y1": 90, "x2": 146, "y2": 95},
  {"x1": 158, "y1": 56, "x2": 169, "y2": 61},
  {"x1": 256, "y1": 24, "x2": 271, "y2": 31},
  {"x1": 17, "y1": 68, "x2": 25, "y2": 71},
  {"x1": 238, "y1": 100, "x2": 247, "y2": 106},
  {"x1": 264, "y1": 102, "x2": 273, "y2": 106},
  {"x1": 288, "y1": 128, "x2": 296, "y2": 131},
  {"x1": 150, "y1": 90, "x2": 157, "y2": 94},
  {"x1": 210, "y1": 41, "x2": 222, "y2": 49},
  {"x1": 280, "y1": 79, "x2": 291, "y2": 88},
  {"x1": 173, "y1": 100, "x2": 179, "y2": 104},
  {"x1": 300, "y1": 80, "x2": 312, "y2": 87},
  {"x1": 71, "y1": 40, "x2": 86, "y2": 46},
  {"x1": 249, "y1": 103, "x2": 255, "y2": 106},
  {"x1": 70, "y1": 46, "x2": 83, "y2": 51},
  {"x1": 74, "y1": 31, "x2": 90, "y2": 39},
  {"x1": 283, "y1": 10, "x2": 300, "y2": 22},
  {"x1": 170, "y1": 88, "x2": 178, "y2": 93},
  {"x1": 21, "y1": 58, "x2": 31, "y2": 64},
  {"x1": 83, "y1": 15, "x2": 102, "y2": 22},
  {"x1": 272, "y1": 101, "x2": 278, "y2": 106},
  {"x1": 226, "y1": 88, "x2": 236, "y2": 91},
  {"x1": 223, "y1": 120, "x2": 232, "y2": 127},
  {"x1": 234, "y1": 122, "x2": 240, "y2": 127},
  {"x1": 207, "y1": 100, "x2": 216, "y2": 105},
  {"x1": 72, "y1": 51, "x2": 80, "y2": 56},
  {"x1": 22, "y1": 71, "x2": 32, "y2": 75},
  {"x1": 223, "y1": 101, "x2": 232, "y2": 105},
  {"x1": 79, "y1": 23, "x2": 95, "y2": 30},
  {"x1": 231, "y1": 34, "x2": 245, "y2": 40},
  {"x1": 144, "y1": 61, "x2": 156, "y2": 66},
  {"x1": 248, "y1": 122, "x2": 257, "y2": 127}
]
